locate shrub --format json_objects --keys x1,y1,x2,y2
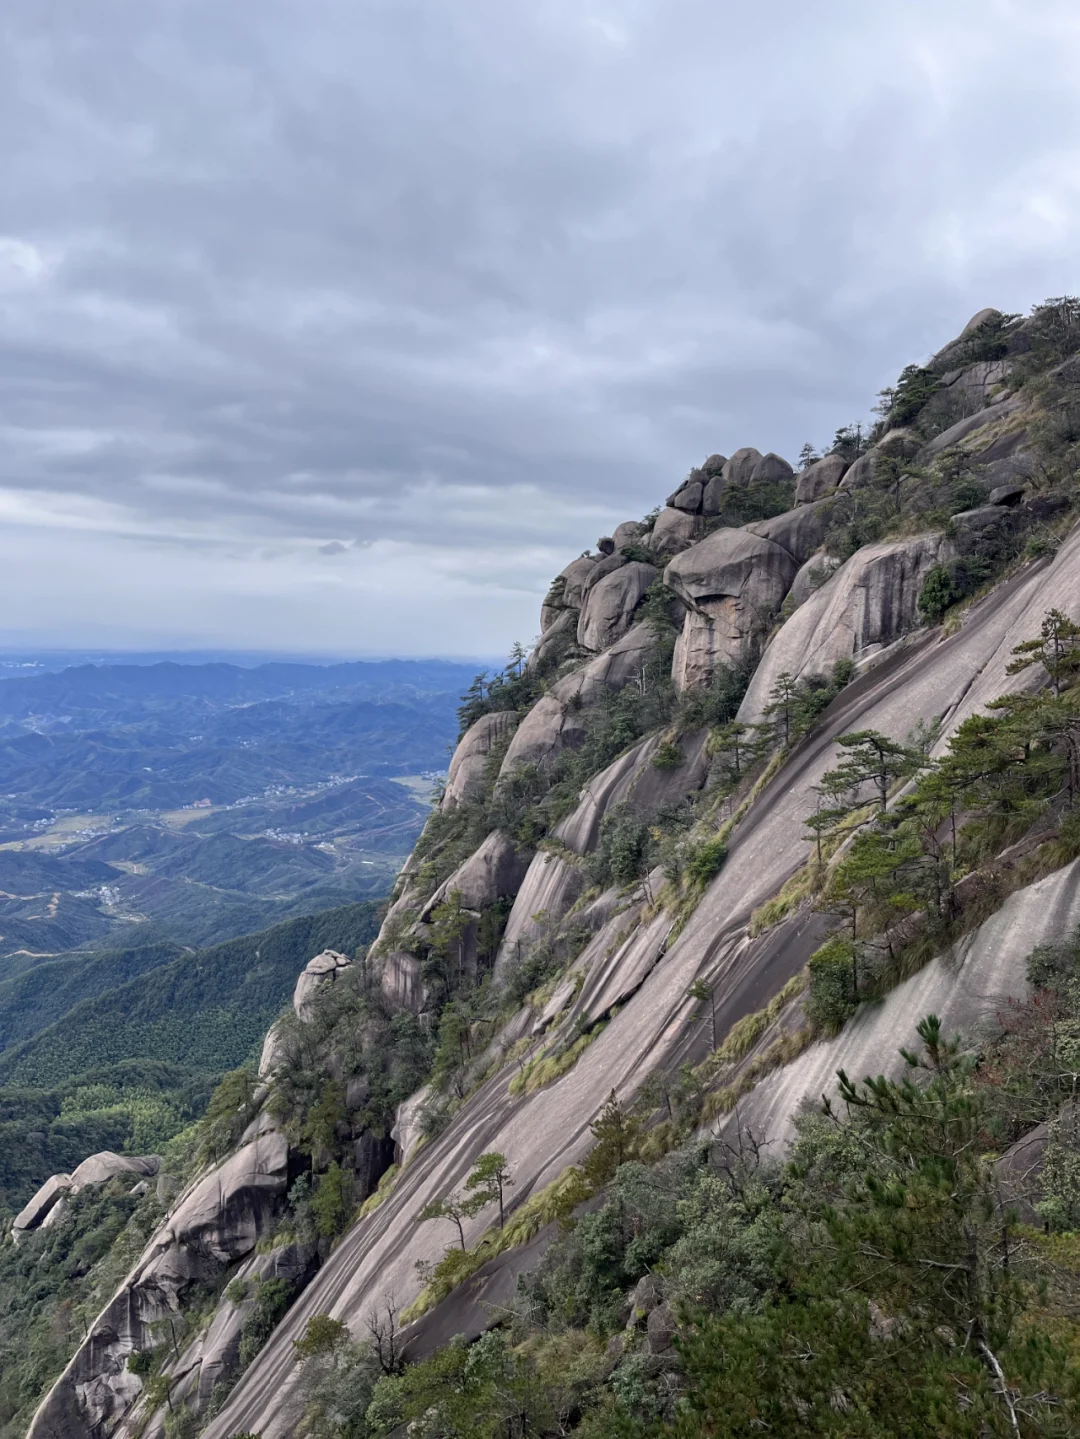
[
  {"x1": 651, "y1": 739, "x2": 682, "y2": 771},
  {"x1": 684, "y1": 837, "x2": 728, "y2": 887}
]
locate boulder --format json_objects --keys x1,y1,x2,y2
[
  {"x1": 837, "y1": 448, "x2": 877, "y2": 490},
  {"x1": 164, "y1": 1126, "x2": 290, "y2": 1263},
  {"x1": 613, "y1": 520, "x2": 645, "y2": 549},
  {"x1": 554, "y1": 730, "x2": 711, "y2": 854},
  {"x1": 701, "y1": 453, "x2": 727, "y2": 476},
  {"x1": 788, "y1": 550, "x2": 841, "y2": 608},
  {"x1": 419, "y1": 830, "x2": 531, "y2": 920},
  {"x1": 577, "y1": 561, "x2": 658, "y2": 652},
  {"x1": 875, "y1": 426, "x2": 919, "y2": 459},
  {"x1": 12, "y1": 1173, "x2": 73, "y2": 1238},
  {"x1": 667, "y1": 479, "x2": 703, "y2": 513},
  {"x1": 749, "y1": 452, "x2": 794, "y2": 485},
  {"x1": 739, "y1": 532, "x2": 950, "y2": 723},
  {"x1": 647, "y1": 506, "x2": 704, "y2": 554},
  {"x1": 948, "y1": 505, "x2": 1023, "y2": 560},
  {"x1": 664, "y1": 530, "x2": 797, "y2": 689},
  {"x1": 580, "y1": 552, "x2": 627, "y2": 592},
  {"x1": 442, "y1": 710, "x2": 519, "y2": 808},
  {"x1": 70, "y1": 1152, "x2": 160, "y2": 1190},
  {"x1": 646, "y1": 1301, "x2": 677, "y2": 1354},
  {"x1": 527, "y1": 610, "x2": 576, "y2": 674},
  {"x1": 541, "y1": 555, "x2": 595, "y2": 629},
  {"x1": 989, "y1": 483, "x2": 1025, "y2": 506},
  {"x1": 744, "y1": 502, "x2": 831, "y2": 567},
  {"x1": 500, "y1": 624, "x2": 659, "y2": 776},
  {"x1": 795, "y1": 453, "x2": 847, "y2": 505},
  {"x1": 921, "y1": 394, "x2": 1024, "y2": 459},
  {"x1": 40, "y1": 1196, "x2": 71, "y2": 1231},
  {"x1": 294, "y1": 949, "x2": 352, "y2": 1018},
  {"x1": 258, "y1": 1022, "x2": 288, "y2": 1080},
  {"x1": 720, "y1": 447, "x2": 763, "y2": 489}
]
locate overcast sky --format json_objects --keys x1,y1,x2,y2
[{"x1": 2, "y1": 0, "x2": 1079, "y2": 658}]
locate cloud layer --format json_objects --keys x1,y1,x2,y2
[{"x1": 3, "y1": 0, "x2": 1080, "y2": 655}]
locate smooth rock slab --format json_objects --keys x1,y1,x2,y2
[{"x1": 442, "y1": 710, "x2": 519, "y2": 808}]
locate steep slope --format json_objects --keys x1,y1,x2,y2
[{"x1": 29, "y1": 301, "x2": 1080, "y2": 1439}]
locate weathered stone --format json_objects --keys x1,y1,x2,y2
[
  {"x1": 647, "y1": 506, "x2": 704, "y2": 554},
  {"x1": 541, "y1": 555, "x2": 595, "y2": 629},
  {"x1": 989, "y1": 483, "x2": 1025, "y2": 506},
  {"x1": 420, "y1": 831, "x2": 531, "y2": 920},
  {"x1": 379, "y1": 950, "x2": 426, "y2": 1013},
  {"x1": 837, "y1": 448, "x2": 877, "y2": 490},
  {"x1": 875, "y1": 426, "x2": 919, "y2": 459},
  {"x1": 40, "y1": 1195, "x2": 71, "y2": 1231},
  {"x1": 720, "y1": 447, "x2": 763, "y2": 489},
  {"x1": 294, "y1": 949, "x2": 352, "y2": 1017},
  {"x1": 948, "y1": 505, "x2": 1023, "y2": 559},
  {"x1": 554, "y1": 729, "x2": 711, "y2": 855},
  {"x1": 701, "y1": 453, "x2": 727, "y2": 475},
  {"x1": 665, "y1": 530, "x2": 797, "y2": 689},
  {"x1": 442, "y1": 710, "x2": 519, "y2": 808},
  {"x1": 527, "y1": 609, "x2": 576, "y2": 675},
  {"x1": 744, "y1": 503, "x2": 830, "y2": 567},
  {"x1": 629, "y1": 1273, "x2": 665, "y2": 1321},
  {"x1": 613, "y1": 520, "x2": 646, "y2": 549},
  {"x1": 71, "y1": 1152, "x2": 160, "y2": 1190},
  {"x1": 580, "y1": 552, "x2": 627, "y2": 593},
  {"x1": 500, "y1": 625, "x2": 660, "y2": 777},
  {"x1": 943, "y1": 358, "x2": 1012, "y2": 407},
  {"x1": 739, "y1": 532, "x2": 950, "y2": 722},
  {"x1": 258, "y1": 1022, "x2": 288, "y2": 1079},
  {"x1": 12, "y1": 1172, "x2": 73, "y2": 1236},
  {"x1": 668, "y1": 479, "x2": 703, "y2": 513},
  {"x1": 597, "y1": 536, "x2": 615, "y2": 555},
  {"x1": 391, "y1": 1086, "x2": 432, "y2": 1164},
  {"x1": 749, "y1": 452, "x2": 794, "y2": 485},
  {"x1": 577, "y1": 561, "x2": 658, "y2": 652},
  {"x1": 795, "y1": 452, "x2": 847, "y2": 505},
  {"x1": 788, "y1": 550, "x2": 841, "y2": 608},
  {"x1": 493, "y1": 850, "x2": 589, "y2": 983},
  {"x1": 646, "y1": 1301, "x2": 676, "y2": 1354},
  {"x1": 921, "y1": 394, "x2": 1024, "y2": 459}
]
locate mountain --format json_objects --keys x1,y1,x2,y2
[{"x1": 20, "y1": 302, "x2": 1080, "y2": 1439}]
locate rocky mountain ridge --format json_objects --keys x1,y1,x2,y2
[{"x1": 23, "y1": 300, "x2": 1080, "y2": 1438}]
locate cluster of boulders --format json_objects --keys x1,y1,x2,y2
[{"x1": 12, "y1": 1151, "x2": 161, "y2": 1244}]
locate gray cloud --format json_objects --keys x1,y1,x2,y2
[{"x1": 2, "y1": 0, "x2": 1080, "y2": 654}]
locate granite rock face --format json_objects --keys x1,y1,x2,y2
[
  {"x1": 419, "y1": 830, "x2": 531, "y2": 923},
  {"x1": 665, "y1": 530, "x2": 797, "y2": 690},
  {"x1": 794, "y1": 452, "x2": 847, "y2": 505},
  {"x1": 743, "y1": 502, "x2": 831, "y2": 567},
  {"x1": 577, "y1": 561, "x2": 658, "y2": 652},
  {"x1": 738, "y1": 532, "x2": 950, "y2": 722},
  {"x1": 442, "y1": 711, "x2": 519, "y2": 808},
  {"x1": 294, "y1": 948, "x2": 352, "y2": 1018},
  {"x1": 647, "y1": 506, "x2": 704, "y2": 555}
]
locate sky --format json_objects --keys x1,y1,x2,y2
[{"x1": 2, "y1": 0, "x2": 1080, "y2": 659}]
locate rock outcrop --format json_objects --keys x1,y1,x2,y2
[
  {"x1": 442, "y1": 711, "x2": 519, "y2": 807},
  {"x1": 739, "y1": 532, "x2": 950, "y2": 722},
  {"x1": 794, "y1": 452, "x2": 847, "y2": 504},
  {"x1": 12, "y1": 1155, "x2": 162, "y2": 1243},
  {"x1": 577, "y1": 560, "x2": 658, "y2": 651},
  {"x1": 664, "y1": 530, "x2": 797, "y2": 690},
  {"x1": 293, "y1": 948, "x2": 352, "y2": 1018}
]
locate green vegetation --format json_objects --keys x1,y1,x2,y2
[
  {"x1": 797, "y1": 610, "x2": 1080, "y2": 1032},
  {"x1": 0, "y1": 901, "x2": 381, "y2": 1092},
  {"x1": 288, "y1": 1004, "x2": 1080, "y2": 1437}
]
